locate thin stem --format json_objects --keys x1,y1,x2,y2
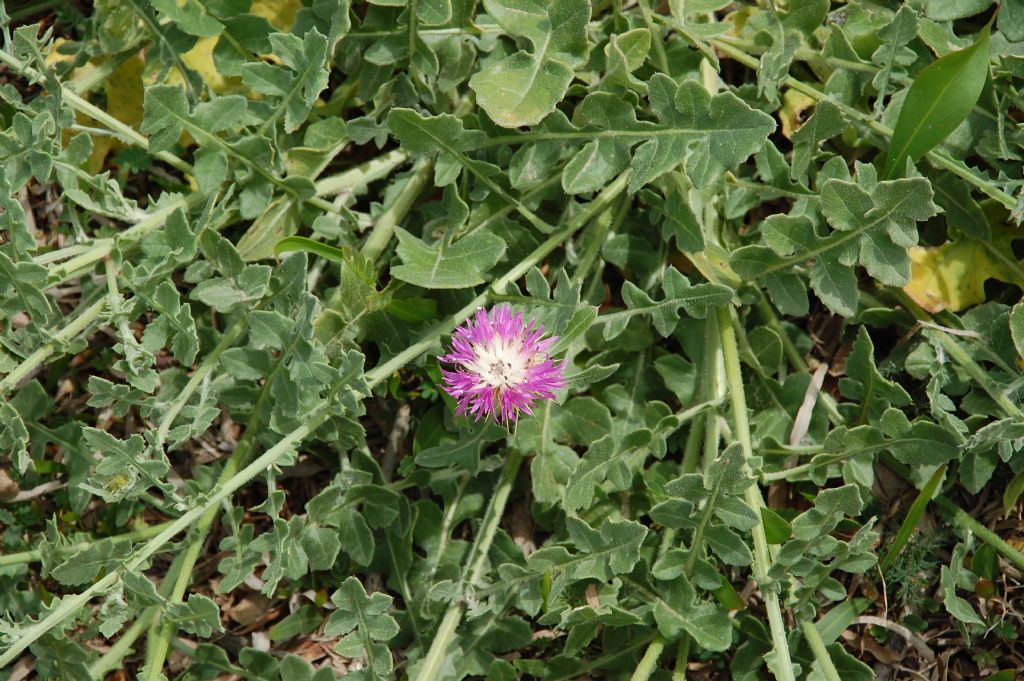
[
  {"x1": 0, "y1": 521, "x2": 173, "y2": 567},
  {"x1": 934, "y1": 495, "x2": 1024, "y2": 572},
  {"x1": 673, "y1": 635, "x2": 692, "y2": 681},
  {"x1": 0, "y1": 294, "x2": 107, "y2": 397},
  {"x1": 89, "y1": 608, "x2": 155, "y2": 679},
  {"x1": 801, "y1": 621, "x2": 841, "y2": 681},
  {"x1": 154, "y1": 316, "x2": 249, "y2": 447},
  {"x1": 314, "y1": 149, "x2": 409, "y2": 198},
  {"x1": 413, "y1": 451, "x2": 524, "y2": 681},
  {"x1": 717, "y1": 305, "x2": 795, "y2": 681},
  {"x1": 362, "y1": 157, "x2": 433, "y2": 262},
  {"x1": 143, "y1": 358, "x2": 283, "y2": 678}
]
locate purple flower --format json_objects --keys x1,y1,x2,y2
[{"x1": 439, "y1": 304, "x2": 566, "y2": 423}]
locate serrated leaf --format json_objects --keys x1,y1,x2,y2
[
  {"x1": 241, "y1": 30, "x2": 329, "y2": 132},
  {"x1": 469, "y1": 0, "x2": 591, "y2": 128},
  {"x1": 166, "y1": 594, "x2": 224, "y2": 637},
  {"x1": 870, "y1": 6, "x2": 917, "y2": 117},
  {"x1": 734, "y1": 170, "x2": 939, "y2": 316},
  {"x1": 601, "y1": 267, "x2": 733, "y2": 339},
  {"x1": 326, "y1": 576, "x2": 400, "y2": 641},
  {"x1": 391, "y1": 228, "x2": 506, "y2": 289}
]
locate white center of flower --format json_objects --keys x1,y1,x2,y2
[{"x1": 468, "y1": 337, "x2": 530, "y2": 388}]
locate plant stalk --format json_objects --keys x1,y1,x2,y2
[
  {"x1": 412, "y1": 451, "x2": 524, "y2": 681},
  {"x1": 0, "y1": 294, "x2": 107, "y2": 397},
  {"x1": 801, "y1": 620, "x2": 841, "y2": 681},
  {"x1": 717, "y1": 305, "x2": 795, "y2": 681}
]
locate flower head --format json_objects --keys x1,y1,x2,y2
[{"x1": 439, "y1": 305, "x2": 565, "y2": 423}]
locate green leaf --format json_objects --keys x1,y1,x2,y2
[
  {"x1": 269, "y1": 605, "x2": 323, "y2": 642},
  {"x1": 241, "y1": 30, "x2": 330, "y2": 132},
  {"x1": 884, "y1": 21, "x2": 991, "y2": 179},
  {"x1": 1010, "y1": 303, "x2": 1024, "y2": 357},
  {"x1": 469, "y1": 0, "x2": 591, "y2": 128},
  {"x1": 274, "y1": 236, "x2": 349, "y2": 263},
  {"x1": 300, "y1": 525, "x2": 342, "y2": 571},
  {"x1": 79, "y1": 427, "x2": 172, "y2": 502},
  {"x1": 790, "y1": 100, "x2": 846, "y2": 182},
  {"x1": 50, "y1": 540, "x2": 118, "y2": 585},
  {"x1": 941, "y1": 542, "x2": 984, "y2": 625},
  {"x1": 326, "y1": 576, "x2": 400, "y2": 641},
  {"x1": 603, "y1": 28, "x2": 650, "y2": 93},
  {"x1": 879, "y1": 408, "x2": 961, "y2": 467},
  {"x1": 790, "y1": 485, "x2": 863, "y2": 541},
  {"x1": 601, "y1": 267, "x2": 733, "y2": 339},
  {"x1": 142, "y1": 281, "x2": 199, "y2": 366},
  {"x1": 1004, "y1": 471, "x2": 1024, "y2": 519},
  {"x1": 151, "y1": 0, "x2": 224, "y2": 37},
  {"x1": 869, "y1": 5, "x2": 917, "y2": 117},
  {"x1": 761, "y1": 507, "x2": 792, "y2": 545},
  {"x1": 391, "y1": 228, "x2": 506, "y2": 289},
  {"x1": 388, "y1": 109, "x2": 487, "y2": 186},
  {"x1": 416, "y1": 421, "x2": 506, "y2": 473},
  {"x1": 732, "y1": 168, "x2": 938, "y2": 316},
  {"x1": 564, "y1": 434, "x2": 633, "y2": 513},
  {"x1": 166, "y1": 594, "x2": 224, "y2": 637},
  {"x1": 651, "y1": 577, "x2": 732, "y2": 651},
  {"x1": 0, "y1": 250, "x2": 53, "y2": 320},
  {"x1": 839, "y1": 327, "x2": 912, "y2": 417}
]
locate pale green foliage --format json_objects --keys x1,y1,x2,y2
[{"x1": 1, "y1": 2, "x2": 1021, "y2": 680}]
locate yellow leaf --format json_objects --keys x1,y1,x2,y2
[
  {"x1": 904, "y1": 226, "x2": 1024, "y2": 312},
  {"x1": 179, "y1": 37, "x2": 237, "y2": 93},
  {"x1": 779, "y1": 89, "x2": 817, "y2": 139},
  {"x1": 251, "y1": 0, "x2": 303, "y2": 30},
  {"x1": 105, "y1": 54, "x2": 146, "y2": 129}
]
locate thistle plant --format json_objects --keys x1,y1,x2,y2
[{"x1": 1, "y1": 2, "x2": 1024, "y2": 681}]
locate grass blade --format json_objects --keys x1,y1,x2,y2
[{"x1": 879, "y1": 464, "x2": 947, "y2": 572}]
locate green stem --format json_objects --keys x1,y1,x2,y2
[
  {"x1": 934, "y1": 495, "x2": 1024, "y2": 572},
  {"x1": 89, "y1": 608, "x2": 156, "y2": 679},
  {"x1": 361, "y1": 157, "x2": 433, "y2": 262},
  {"x1": 717, "y1": 306, "x2": 795, "y2": 681},
  {"x1": 413, "y1": 451, "x2": 524, "y2": 681},
  {"x1": 0, "y1": 521, "x2": 173, "y2": 568},
  {"x1": 314, "y1": 149, "x2": 409, "y2": 198},
  {"x1": 154, "y1": 316, "x2": 249, "y2": 447},
  {"x1": 801, "y1": 621, "x2": 841, "y2": 681},
  {"x1": 143, "y1": 359, "x2": 283, "y2": 678},
  {"x1": 630, "y1": 635, "x2": 667, "y2": 681},
  {"x1": 0, "y1": 294, "x2": 107, "y2": 397},
  {"x1": 673, "y1": 635, "x2": 691, "y2": 681},
  {"x1": 42, "y1": 194, "x2": 202, "y2": 286}
]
